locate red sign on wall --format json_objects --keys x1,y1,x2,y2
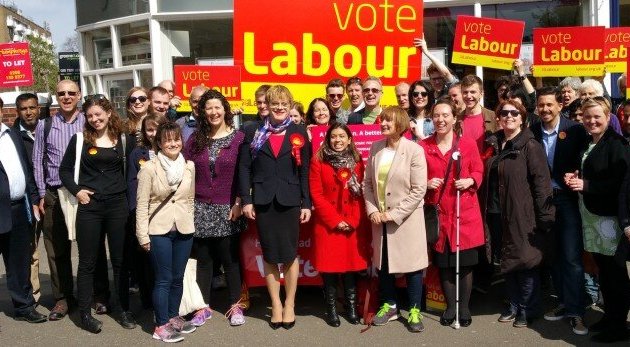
[
  {"x1": 0, "y1": 42, "x2": 33, "y2": 87},
  {"x1": 533, "y1": 26, "x2": 605, "y2": 77},
  {"x1": 605, "y1": 27, "x2": 630, "y2": 73},
  {"x1": 452, "y1": 15, "x2": 525, "y2": 70},
  {"x1": 173, "y1": 65, "x2": 241, "y2": 112}
]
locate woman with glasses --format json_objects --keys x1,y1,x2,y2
[
  {"x1": 183, "y1": 90, "x2": 247, "y2": 326},
  {"x1": 305, "y1": 98, "x2": 336, "y2": 140},
  {"x1": 239, "y1": 85, "x2": 312, "y2": 330},
  {"x1": 565, "y1": 98, "x2": 630, "y2": 343},
  {"x1": 485, "y1": 100, "x2": 554, "y2": 329},
  {"x1": 408, "y1": 80, "x2": 435, "y2": 141},
  {"x1": 420, "y1": 99, "x2": 484, "y2": 327},
  {"x1": 124, "y1": 87, "x2": 151, "y2": 144},
  {"x1": 59, "y1": 97, "x2": 135, "y2": 333}
]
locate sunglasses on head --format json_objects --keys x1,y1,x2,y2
[
  {"x1": 412, "y1": 91, "x2": 428, "y2": 98},
  {"x1": 57, "y1": 90, "x2": 78, "y2": 97},
  {"x1": 129, "y1": 95, "x2": 148, "y2": 103},
  {"x1": 328, "y1": 93, "x2": 343, "y2": 100},
  {"x1": 84, "y1": 94, "x2": 107, "y2": 102},
  {"x1": 363, "y1": 88, "x2": 381, "y2": 94},
  {"x1": 499, "y1": 109, "x2": 520, "y2": 117}
]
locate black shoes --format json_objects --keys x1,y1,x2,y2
[
  {"x1": 93, "y1": 302, "x2": 108, "y2": 315},
  {"x1": 118, "y1": 311, "x2": 137, "y2": 329},
  {"x1": 282, "y1": 321, "x2": 295, "y2": 330},
  {"x1": 440, "y1": 315, "x2": 455, "y2": 326},
  {"x1": 460, "y1": 318, "x2": 472, "y2": 327},
  {"x1": 15, "y1": 309, "x2": 47, "y2": 323},
  {"x1": 81, "y1": 312, "x2": 103, "y2": 334},
  {"x1": 322, "y1": 274, "x2": 340, "y2": 327},
  {"x1": 345, "y1": 288, "x2": 360, "y2": 325},
  {"x1": 48, "y1": 301, "x2": 68, "y2": 321},
  {"x1": 512, "y1": 311, "x2": 528, "y2": 328},
  {"x1": 269, "y1": 321, "x2": 282, "y2": 330}
]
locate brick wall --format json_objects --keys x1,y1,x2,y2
[{"x1": 2, "y1": 107, "x2": 60, "y2": 127}]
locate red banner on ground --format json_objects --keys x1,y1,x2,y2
[
  {"x1": 173, "y1": 65, "x2": 241, "y2": 112},
  {"x1": 452, "y1": 15, "x2": 525, "y2": 70},
  {"x1": 533, "y1": 26, "x2": 605, "y2": 77},
  {"x1": 0, "y1": 42, "x2": 33, "y2": 87},
  {"x1": 605, "y1": 27, "x2": 630, "y2": 73}
]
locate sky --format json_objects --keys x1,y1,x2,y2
[{"x1": 12, "y1": 0, "x2": 77, "y2": 50}]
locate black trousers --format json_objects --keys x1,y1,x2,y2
[
  {"x1": 76, "y1": 195, "x2": 128, "y2": 313},
  {"x1": 120, "y1": 211, "x2": 153, "y2": 310},
  {"x1": 0, "y1": 200, "x2": 36, "y2": 315},
  {"x1": 592, "y1": 252, "x2": 630, "y2": 328},
  {"x1": 194, "y1": 234, "x2": 242, "y2": 306}
]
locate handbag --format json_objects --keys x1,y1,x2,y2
[
  {"x1": 58, "y1": 132, "x2": 83, "y2": 241},
  {"x1": 424, "y1": 136, "x2": 459, "y2": 244},
  {"x1": 179, "y1": 259, "x2": 208, "y2": 316}
]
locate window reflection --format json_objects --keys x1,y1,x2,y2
[{"x1": 118, "y1": 22, "x2": 151, "y2": 66}]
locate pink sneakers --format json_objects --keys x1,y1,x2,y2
[
  {"x1": 153, "y1": 323, "x2": 183, "y2": 343},
  {"x1": 191, "y1": 307, "x2": 213, "y2": 327}
]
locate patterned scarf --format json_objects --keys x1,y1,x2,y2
[
  {"x1": 250, "y1": 117, "x2": 292, "y2": 158},
  {"x1": 321, "y1": 146, "x2": 362, "y2": 197}
]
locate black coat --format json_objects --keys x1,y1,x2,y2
[
  {"x1": 485, "y1": 128, "x2": 555, "y2": 273},
  {"x1": 580, "y1": 127, "x2": 629, "y2": 217},
  {"x1": 0, "y1": 127, "x2": 38, "y2": 234},
  {"x1": 530, "y1": 117, "x2": 588, "y2": 193},
  {"x1": 238, "y1": 122, "x2": 312, "y2": 208},
  {"x1": 11, "y1": 118, "x2": 35, "y2": 161}
]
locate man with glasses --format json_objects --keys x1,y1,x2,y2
[
  {"x1": 347, "y1": 76, "x2": 384, "y2": 125},
  {"x1": 530, "y1": 87, "x2": 589, "y2": 336},
  {"x1": 158, "y1": 80, "x2": 181, "y2": 121},
  {"x1": 0, "y1": 96, "x2": 47, "y2": 324},
  {"x1": 395, "y1": 82, "x2": 410, "y2": 111},
  {"x1": 325, "y1": 79, "x2": 345, "y2": 116},
  {"x1": 176, "y1": 85, "x2": 209, "y2": 143},
  {"x1": 414, "y1": 35, "x2": 459, "y2": 99}
]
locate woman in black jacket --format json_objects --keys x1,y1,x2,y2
[{"x1": 565, "y1": 97, "x2": 630, "y2": 343}]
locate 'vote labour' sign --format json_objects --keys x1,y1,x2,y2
[
  {"x1": 0, "y1": 42, "x2": 33, "y2": 87},
  {"x1": 173, "y1": 65, "x2": 242, "y2": 112},
  {"x1": 533, "y1": 26, "x2": 605, "y2": 77},
  {"x1": 452, "y1": 15, "x2": 525, "y2": 70},
  {"x1": 604, "y1": 27, "x2": 630, "y2": 73}
]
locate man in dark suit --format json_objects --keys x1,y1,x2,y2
[
  {"x1": 530, "y1": 87, "x2": 588, "y2": 335},
  {"x1": 0, "y1": 97, "x2": 47, "y2": 323}
]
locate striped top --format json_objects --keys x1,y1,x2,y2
[{"x1": 33, "y1": 112, "x2": 85, "y2": 198}]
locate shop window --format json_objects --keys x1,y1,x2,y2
[
  {"x1": 118, "y1": 22, "x2": 151, "y2": 66},
  {"x1": 157, "y1": 0, "x2": 232, "y2": 12},
  {"x1": 137, "y1": 69, "x2": 153, "y2": 89},
  {"x1": 162, "y1": 19, "x2": 233, "y2": 65},
  {"x1": 82, "y1": 27, "x2": 112, "y2": 70}
]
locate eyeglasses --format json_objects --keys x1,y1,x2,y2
[
  {"x1": 363, "y1": 88, "x2": 381, "y2": 94},
  {"x1": 498, "y1": 109, "x2": 520, "y2": 118},
  {"x1": 84, "y1": 94, "x2": 107, "y2": 102},
  {"x1": 57, "y1": 90, "x2": 78, "y2": 97},
  {"x1": 412, "y1": 91, "x2": 428, "y2": 98},
  {"x1": 270, "y1": 102, "x2": 290, "y2": 109},
  {"x1": 328, "y1": 93, "x2": 344, "y2": 100},
  {"x1": 129, "y1": 96, "x2": 148, "y2": 103}
]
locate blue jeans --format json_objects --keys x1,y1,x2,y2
[
  {"x1": 149, "y1": 231, "x2": 193, "y2": 326},
  {"x1": 505, "y1": 268, "x2": 540, "y2": 317},
  {"x1": 378, "y1": 225, "x2": 424, "y2": 310},
  {"x1": 550, "y1": 192, "x2": 585, "y2": 316}
]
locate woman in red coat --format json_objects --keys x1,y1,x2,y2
[
  {"x1": 420, "y1": 99, "x2": 484, "y2": 327},
  {"x1": 309, "y1": 123, "x2": 369, "y2": 327}
]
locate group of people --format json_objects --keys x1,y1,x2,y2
[{"x1": 1, "y1": 36, "x2": 629, "y2": 344}]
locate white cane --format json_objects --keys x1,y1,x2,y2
[{"x1": 452, "y1": 150, "x2": 462, "y2": 329}]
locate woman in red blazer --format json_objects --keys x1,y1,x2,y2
[
  {"x1": 309, "y1": 123, "x2": 369, "y2": 327},
  {"x1": 420, "y1": 99, "x2": 484, "y2": 328}
]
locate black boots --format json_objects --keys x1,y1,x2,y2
[
  {"x1": 81, "y1": 311, "x2": 103, "y2": 334},
  {"x1": 343, "y1": 273, "x2": 360, "y2": 325},
  {"x1": 322, "y1": 274, "x2": 341, "y2": 327}
]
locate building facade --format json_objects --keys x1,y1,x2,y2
[{"x1": 75, "y1": 0, "x2": 624, "y2": 114}]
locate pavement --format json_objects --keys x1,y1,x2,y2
[{"x1": 0, "y1": 241, "x2": 628, "y2": 346}]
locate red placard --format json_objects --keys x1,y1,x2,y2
[
  {"x1": 605, "y1": 27, "x2": 630, "y2": 73},
  {"x1": 173, "y1": 65, "x2": 241, "y2": 112},
  {"x1": 452, "y1": 15, "x2": 525, "y2": 70},
  {"x1": 627, "y1": 49, "x2": 630, "y2": 99},
  {"x1": 0, "y1": 42, "x2": 33, "y2": 87},
  {"x1": 233, "y1": 0, "x2": 423, "y2": 113},
  {"x1": 533, "y1": 26, "x2": 605, "y2": 77},
  {"x1": 240, "y1": 220, "x2": 321, "y2": 287}
]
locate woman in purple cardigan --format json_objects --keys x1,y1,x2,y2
[{"x1": 183, "y1": 90, "x2": 247, "y2": 326}]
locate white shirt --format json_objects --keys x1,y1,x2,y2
[{"x1": 0, "y1": 124, "x2": 26, "y2": 200}]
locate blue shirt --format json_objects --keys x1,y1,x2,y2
[{"x1": 541, "y1": 121, "x2": 561, "y2": 189}]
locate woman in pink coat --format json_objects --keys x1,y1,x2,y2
[{"x1": 421, "y1": 99, "x2": 484, "y2": 327}]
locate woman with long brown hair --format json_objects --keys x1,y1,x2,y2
[
  {"x1": 59, "y1": 96, "x2": 135, "y2": 333},
  {"x1": 125, "y1": 86, "x2": 150, "y2": 143}
]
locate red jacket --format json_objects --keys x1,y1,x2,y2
[
  {"x1": 309, "y1": 157, "x2": 369, "y2": 273},
  {"x1": 420, "y1": 135, "x2": 485, "y2": 253}
]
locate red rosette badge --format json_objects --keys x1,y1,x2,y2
[
  {"x1": 289, "y1": 133, "x2": 305, "y2": 166},
  {"x1": 337, "y1": 167, "x2": 352, "y2": 185}
]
